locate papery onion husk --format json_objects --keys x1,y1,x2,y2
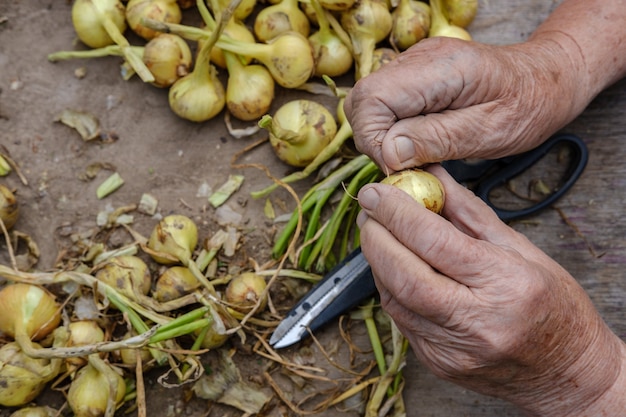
[
  {"x1": 390, "y1": 0, "x2": 430, "y2": 50},
  {"x1": 261, "y1": 99, "x2": 337, "y2": 167},
  {"x1": 126, "y1": 0, "x2": 182, "y2": 40},
  {"x1": 444, "y1": 0, "x2": 478, "y2": 28},
  {"x1": 143, "y1": 33, "x2": 192, "y2": 88},
  {"x1": 224, "y1": 272, "x2": 268, "y2": 313},
  {"x1": 152, "y1": 265, "x2": 201, "y2": 302},
  {"x1": 147, "y1": 214, "x2": 198, "y2": 265},
  {"x1": 0, "y1": 283, "x2": 61, "y2": 341},
  {"x1": 67, "y1": 361, "x2": 126, "y2": 417},
  {"x1": 95, "y1": 255, "x2": 152, "y2": 301},
  {"x1": 0, "y1": 342, "x2": 61, "y2": 407},
  {"x1": 254, "y1": 0, "x2": 310, "y2": 42},
  {"x1": 0, "y1": 183, "x2": 19, "y2": 230},
  {"x1": 380, "y1": 169, "x2": 445, "y2": 213}
]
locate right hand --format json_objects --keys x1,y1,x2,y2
[{"x1": 344, "y1": 35, "x2": 587, "y2": 173}]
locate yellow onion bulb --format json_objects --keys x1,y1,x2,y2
[
  {"x1": 71, "y1": 0, "x2": 127, "y2": 48},
  {"x1": 390, "y1": 0, "x2": 430, "y2": 50},
  {"x1": 371, "y1": 47, "x2": 398, "y2": 73},
  {"x1": 444, "y1": 0, "x2": 478, "y2": 28},
  {"x1": 152, "y1": 266, "x2": 200, "y2": 302},
  {"x1": 261, "y1": 99, "x2": 337, "y2": 167},
  {"x1": 308, "y1": 26, "x2": 354, "y2": 78},
  {"x1": 0, "y1": 184, "x2": 19, "y2": 230},
  {"x1": 117, "y1": 332, "x2": 153, "y2": 366},
  {"x1": 126, "y1": 0, "x2": 182, "y2": 40},
  {"x1": 143, "y1": 33, "x2": 192, "y2": 88},
  {"x1": 0, "y1": 283, "x2": 61, "y2": 341},
  {"x1": 67, "y1": 362, "x2": 126, "y2": 417},
  {"x1": 8, "y1": 406, "x2": 59, "y2": 417},
  {"x1": 320, "y1": 0, "x2": 355, "y2": 11},
  {"x1": 225, "y1": 55, "x2": 275, "y2": 121},
  {"x1": 193, "y1": 308, "x2": 232, "y2": 349},
  {"x1": 204, "y1": 19, "x2": 255, "y2": 69},
  {"x1": 147, "y1": 214, "x2": 198, "y2": 265},
  {"x1": 217, "y1": 0, "x2": 257, "y2": 20},
  {"x1": 253, "y1": 0, "x2": 310, "y2": 42},
  {"x1": 0, "y1": 342, "x2": 60, "y2": 407},
  {"x1": 428, "y1": 0, "x2": 471, "y2": 40},
  {"x1": 224, "y1": 272, "x2": 268, "y2": 313},
  {"x1": 380, "y1": 169, "x2": 445, "y2": 213},
  {"x1": 66, "y1": 321, "x2": 106, "y2": 370},
  {"x1": 95, "y1": 255, "x2": 152, "y2": 301},
  {"x1": 168, "y1": 65, "x2": 226, "y2": 122}
]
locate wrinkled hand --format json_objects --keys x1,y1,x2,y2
[
  {"x1": 344, "y1": 36, "x2": 587, "y2": 173},
  {"x1": 356, "y1": 165, "x2": 624, "y2": 416}
]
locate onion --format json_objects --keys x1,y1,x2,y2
[
  {"x1": 203, "y1": 19, "x2": 255, "y2": 69},
  {"x1": 216, "y1": 0, "x2": 257, "y2": 20},
  {"x1": 260, "y1": 99, "x2": 337, "y2": 167},
  {"x1": 224, "y1": 51, "x2": 275, "y2": 121},
  {"x1": 95, "y1": 255, "x2": 152, "y2": 302},
  {"x1": 371, "y1": 47, "x2": 398, "y2": 72},
  {"x1": 217, "y1": 31, "x2": 315, "y2": 88},
  {"x1": 444, "y1": 0, "x2": 478, "y2": 28},
  {"x1": 66, "y1": 320, "x2": 106, "y2": 372},
  {"x1": 117, "y1": 331, "x2": 153, "y2": 365},
  {"x1": 71, "y1": 0, "x2": 155, "y2": 82},
  {"x1": 253, "y1": 0, "x2": 310, "y2": 42},
  {"x1": 224, "y1": 272, "x2": 268, "y2": 313},
  {"x1": 152, "y1": 265, "x2": 201, "y2": 302},
  {"x1": 319, "y1": 0, "x2": 355, "y2": 11},
  {"x1": 146, "y1": 214, "x2": 198, "y2": 265},
  {"x1": 308, "y1": 0, "x2": 354, "y2": 77},
  {"x1": 8, "y1": 406, "x2": 59, "y2": 417},
  {"x1": 67, "y1": 361, "x2": 126, "y2": 417},
  {"x1": 0, "y1": 183, "x2": 18, "y2": 230},
  {"x1": 0, "y1": 283, "x2": 61, "y2": 343},
  {"x1": 143, "y1": 33, "x2": 192, "y2": 88},
  {"x1": 341, "y1": 0, "x2": 393, "y2": 80},
  {"x1": 126, "y1": 0, "x2": 182, "y2": 40},
  {"x1": 390, "y1": 0, "x2": 430, "y2": 50},
  {"x1": 380, "y1": 169, "x2": 445, "y2": 213},
  {"x1": 428, "y1": 0, "x2": 471, "y2": 40},
  {"x1": 0, "y1": 342, "x2": 62, "y2": 407}
]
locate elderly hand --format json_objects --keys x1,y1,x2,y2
[
  {"x1": 356, "y1": 165, "x2": 626, "y2": 416},
  {"x1": 343, "y1": 36, "x2": 588, "y2": 173}
]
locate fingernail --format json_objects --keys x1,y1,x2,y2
[
  {"x1": 392, "y1": 136, "x2": 415, "y2": 164},
  {"x1": 356, "y1": 210, "x2": 368, "y2": 228},
  {"x1": 359, "y1": 186, "x2": 380, "y2": 210}
]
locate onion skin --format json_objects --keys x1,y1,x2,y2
[
  {"x1": 380, "y1": 169, "x2": 445, "y2": 213},
  {"x1": 0, "y1": 283, "x2": 61, "y2": 341},
  {"x1": 224, "y1": 272, "x2": 268, "y2": 313},
  {"x1": 143, "y1": 33, "x2": 192, "y2": 88},
  {"x1": 67, "y1": 362, "x2": 126, "y2": 417},
  {"x1": 444, "y1": 0, "x2": 478, "y2": 28},
  {"x1": 147, "y1": 214, "x2": 198, "y2": 265},
  {"x1": 262, "y1": 99, "x2": 337, "y2": 167},
  {"x1": 71, "y1": 0, "x2": 127, "y2": 49},
  {"x1": 126, "y1": 0, "x2": 182, "y2": 40},
  {"x1": 0, "y1": 184, "x2": 18, "y2": 230},
  {"x1": 0, "y1": 342, "x2": 60, "y2": 407}
]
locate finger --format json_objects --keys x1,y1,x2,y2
[{"x1": 359, "y1": 210, "x2": 472, "y2": 325}]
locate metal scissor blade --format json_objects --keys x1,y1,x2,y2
[{"x1": 269, "y1": 248, "x2": 376, "y2": 349}]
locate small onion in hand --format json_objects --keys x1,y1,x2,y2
[{"x1": 380, "y1": 169, "x2": 445, "y2": 213}]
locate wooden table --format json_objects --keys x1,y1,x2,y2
[{"x1": 402, "y1": 1, "x2": 626, "y2": 415}]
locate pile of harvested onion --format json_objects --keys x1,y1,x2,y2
[{"x1": 47, "y1": 0, "x2": 477, "y2": 124}]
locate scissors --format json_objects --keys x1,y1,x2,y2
[{"x1": 270, "y1": 132, "x2": 589, "y2": 349}]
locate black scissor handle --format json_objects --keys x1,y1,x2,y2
[{"x1": 474, "y1": 133, "x2": 588, "y2": 221}]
